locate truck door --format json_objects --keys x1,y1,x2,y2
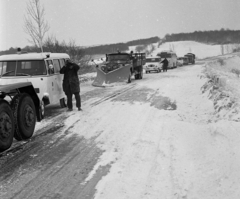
[
  {"x1": 52, "y1": 59, "x2": 64, "y2": 99},
  {"x1": 45, "y1": 60, "x2": 58, "y2": 104}
]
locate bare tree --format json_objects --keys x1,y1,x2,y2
[
  {"x1": 43, "y1": 36, "x2": 92, "y2": 70},
  {"x1": 24, "y1": 0, "x2": 50, "y2": 52},
  {"x1": 145, "y1": 44, "x2": 156, "y2": 56},
  {"x1": 135, "y1": 45, "x2": 145, "y2": 52},
  {"x1": 221, "y1": 45, "x2": 224, "y2": 55}
]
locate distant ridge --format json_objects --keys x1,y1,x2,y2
[{"x1": 164, "y1": 29, "x2": 240, "y2": 44}]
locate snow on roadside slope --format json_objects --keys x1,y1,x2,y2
[
  {"x1": 154, "y1": 41, "x2": 222, "y2": 58},
  {"x1": 60, "y1": 63, "x2": 240, "y2": 199},
  {"x1": 202, "y1": 54, "x2": 240, "y2": 121},
  {"x1": 129, "y1": 41, "x2": 237, "y2": 59}
]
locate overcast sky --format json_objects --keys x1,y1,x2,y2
[{"x1": 0, "y1": 0, "x2": 240, "y2": 51}]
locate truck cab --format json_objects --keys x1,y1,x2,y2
[{"x1": 0, "y1": 52, "x2": 70, "y2": 112}]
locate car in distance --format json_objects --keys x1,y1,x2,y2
[
  {"x1": 177, "y1": 57, "x2": 189, "y2": 66},
  {"x1": 177, "y1": 57, "x2": 184, "y2": 66},
  {"x1": 145, "y1": 56, "x2": 162, "y2": 73}
]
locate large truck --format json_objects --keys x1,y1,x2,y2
[
  {"x1": 0, "y1": 82, "x2": 41, "y2": 152},
  {"x1": 0, "y1": 52, "x2": 70, "y2": 152},
  {"x1": 184, "y1": 53, "x2": 195, "y2": 64},
  {"x1": 92, "y1": 51, "x2": 146, "y2": 86}
]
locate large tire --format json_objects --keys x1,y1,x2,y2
[
  {"x1": 11, "y1": 93, "x2": 36, "y2": 141},
  {"x1": 60, "y1": 97, "x2": 67, "y2": 108},
  {"x1": 0, "y1": 100, "x2": 14, "y2": 152}
]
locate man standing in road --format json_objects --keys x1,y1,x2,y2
[
  {"x1": 161, "y1": 58, "x2": 169, "y2": 72},
  {"x1": 60, "y1": 60, "x2": 82, "y2": 111}
]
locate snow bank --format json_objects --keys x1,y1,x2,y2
[
  {"x1": 129, "y1": 41, "x2": 237, "y2": 59},
  {"x1": 202, "y1": 54, "x2": 240, "y2": 121}
]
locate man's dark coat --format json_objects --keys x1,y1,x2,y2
[
  {"x1": 60, "y1": 62, "x2": 80, "y2": 95},
  {"x1": 161, "y1": 58, "x2": 169, "y2": 70}
]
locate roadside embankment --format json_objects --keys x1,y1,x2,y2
[{"x1": 201, "y1": 54, "x2": 240, "y2": 122}]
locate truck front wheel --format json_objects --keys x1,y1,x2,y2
[
  {"x1": 0, "y1": 100, "x2": 14, "y2": 152},
  {"x1": 11, "y1": 93, "x2": 36, "y2": 141}
]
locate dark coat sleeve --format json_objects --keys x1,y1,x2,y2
[
  {"x1": 60, "y1": 66, "x2": 67, "y2": 74},
  {"x1": 72, "y1": 63, "x2": 80, "y2": 71}
]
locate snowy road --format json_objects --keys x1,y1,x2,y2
[{"x1": 1, "y1": 63, "x2": 240, "y2": 199}]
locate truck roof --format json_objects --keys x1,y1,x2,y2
[{"x1": 0, "y1": 53, "x2": 70, "y2": 61}]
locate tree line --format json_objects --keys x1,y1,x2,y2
[
  {"x1": 163, "y1": 29, "x2": 240, "y2": 44},
  {"x1": 84, "y1": 36, "x2": 160, "y2": 55}
]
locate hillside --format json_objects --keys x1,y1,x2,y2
[
  {"x1": 128, "y1": 41, "x2": 238, "y2": 59},
  {"x1": 164, "y1": 29, "x2": 240, "y2": 44}
]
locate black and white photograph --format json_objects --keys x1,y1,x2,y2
[{"x1": 1, "y1": 0, "x2": 240, "y2": 198}]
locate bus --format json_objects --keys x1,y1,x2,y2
[{"x1": 157, "y1": 51, "x2": 177, "y2": 69}]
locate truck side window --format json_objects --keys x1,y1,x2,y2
[
  {"x1": 59, "y1": 59, "x2": 65, "y2": 68},
  {"x1": 53, "y1": 59, "x2": 61, "y2": 73},
  {"x1": 0, "y1": 61, "x2": 6, "y2": 76}
]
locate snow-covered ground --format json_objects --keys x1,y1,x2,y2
[
  {"x1": 2, "y1": 42, "x2": 240, "y2": 199},
  {"x1": 77, "y1": 51, "x2": 240, "y2": 199},
  {"x1": 201, "y1": 53, "x2": 240, "y2": 122},
  {"x1": 129, "y1": 41, "x2": 237, "y2": 59}
]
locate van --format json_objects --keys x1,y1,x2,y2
[
  {"x1": 157, "y1": 51, "x2": 177, "y2": 69},
  {"x1": 145, "y1": 56, "x2": 162, "y2": 73},
  {"x1": 0, "y1": 52, "x2": 70, "y2": 116}
]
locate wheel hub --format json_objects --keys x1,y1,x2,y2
[
  {"x1": 24, "y1": 105, "x2": 34, "y2": 127},
  {"x1": 0, "y1": 112, "x2": 12, "y2": 139}
]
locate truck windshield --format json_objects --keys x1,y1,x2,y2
[
  {"x1": 159, "y1": 52, "x2": 171, "y2": 58},
  {"x1": 0, "y1": 60, "x2": 47, "y2": 77},
  {"x1": 107, "y1": 54, "x2": 130, "y2": 61},
  {"x1": 146, "y1": 58, "x2": 160, "y2": 62}
]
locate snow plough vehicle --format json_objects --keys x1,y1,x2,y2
[{"x1": 92, "y1": 51, "x2": 146, "y2": 87}]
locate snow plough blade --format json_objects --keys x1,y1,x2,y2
[{"x1": 92, "y1": 65, "x2": 131, "y2": 87}]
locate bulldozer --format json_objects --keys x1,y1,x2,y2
[{"x1": 92, "y1": 51, "x2": 146, "y2": 87}]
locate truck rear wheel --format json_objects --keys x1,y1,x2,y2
[
  {"x1": 11, "y1": 93, "x2": 36, "y2": 141},
  {"x1": 0, "y1": 100, "x2": 14, "y2": 152}
]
